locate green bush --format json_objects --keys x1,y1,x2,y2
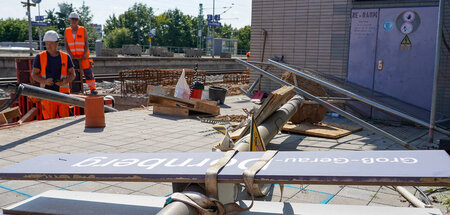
[{"x1": 104, "y1": 27, "x2": 133, "y2": 48}]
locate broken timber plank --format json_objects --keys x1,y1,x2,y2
[
  {"x1": 192, "y1": 101, "x2": 220, "y2": 116},
  {"x1": 153, "y1": 104, "x2": 189, "y2": 117},
  {"x1": 18, "y1": 107, "x2": 38, "y2": 123},
  {"x1": 149, "y1": 93, "x2": 219, "y2": 116},
  {"x1": 0, "y1": 113, "x2": 7, "y2": 125},
  {"x1": 1, "y1": 106, "x2": 21, "y2": 120},
  {"x1": 237, "y1": 86, "x2": 295, "y2": 139},
  {"x1": 282, "y1": 122, "x2": 363, "y2": 139}
]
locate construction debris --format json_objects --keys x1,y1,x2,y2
[
  {"x1": 282, "y1": 122, "x2": 362, "y2": 139},
  {"x1": 209, "y1": 114, "x2": 247, "y2": 123},
  {"x1": 281, "y1": 71, "x2": 329, "y2": 124},
  {"x1": 236, "y1": 85, "x2": 295, "y2": 139},
  {"x1": 148, "y1": 93, "x2": 220, "y2": 117},
  {"x1": 120, "y1": 69, "x2": 206, "y2": 95}
]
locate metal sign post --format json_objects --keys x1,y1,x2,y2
[{"x1": 21, "y1": 0, "x2": 36, "y2": 56}]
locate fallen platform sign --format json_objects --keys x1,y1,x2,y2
[{"x1": 0, "y1": 150, "x2": 449, "y2": 186}]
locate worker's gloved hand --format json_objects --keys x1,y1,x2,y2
[
  {"x1": 44, "y1": 78, "x2": 54, "y2": 86},
  {"x1": 82, "y1": 53, "x2": 87, "y2": 60}
]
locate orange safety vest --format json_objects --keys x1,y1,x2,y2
[
  {"x1": 39, "y1": 51, "x2": 70, "y2": 93},
  {"x1": 65, "y1": 26, "x2": 92, "y2": 69}
]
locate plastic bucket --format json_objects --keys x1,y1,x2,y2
[
  {"x1": 209, "y1": 86, "x2": 227, "y2": 105},
  {"x1": 190, "y1": 89, "x2": 203, "y2": 99},
  {"x1": 85, "y1": 96, "x2": 105, "y2": 128}
]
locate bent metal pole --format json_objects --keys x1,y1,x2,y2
[
  {"x1": 268, "y1": 59, "x2": 450, "y2": 137},
  {"x1": 236, "y1": 59, "x2": 414, "y2": 149},
  {"x1": 0, "y1": 84, "x2": 118, "y2": 113}
]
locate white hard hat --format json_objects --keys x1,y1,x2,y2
[
  {"x1": 43, "y1": 30, "x2": 59, "y2": 42},
  {"x1": 69, "y1": 12, "x2": 79, "y2": 19}
]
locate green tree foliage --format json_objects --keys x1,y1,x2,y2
[
  {"x1": 236, "y1": 25, "x2": 251, "y2": 52},
  {"x1": 0, "y1": 18, "x2": 54, "y2": 42},
  {"x1": 104, "y1": 4, "x2": 199, "y2": 48},
  {"x1": 104, "y1": 3, "x2": 153, "y2": 47},
  {"x1": 104, "y1": 28, "x2": 133, "y2": 48}
]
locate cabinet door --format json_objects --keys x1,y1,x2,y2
[{"x1": 374, "y1": 7, "x2": 438, "y2": 110}]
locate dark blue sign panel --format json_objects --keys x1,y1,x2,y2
[
  {"x1": 31, "y1": 21, "x2": 50, "y2": 27},
  {"x1": 207, "y1": 21, "x2": 221, "y2": 27},
  {"x1": 0, "y1": 150, "x2": 449, "y2": 185},
  {"x1": 35, "y1": 16, "x2": 44, "y2": 21},
  {"x1": 207, "y1": 14, "x2": 213, "y2": 21}
]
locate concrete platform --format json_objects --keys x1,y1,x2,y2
[{"x1": 0, "y1": 95, "x2": 448, "y2": 214}]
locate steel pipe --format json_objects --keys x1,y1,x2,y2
[
  {"x1": 395, "y1": 186, "x2": 429, "y2": 208},
  {"x1": 236, "y1": 59, "x2": 415, "y2": 149},
  {"x1": 0, "y1": 84, "x2": 118, "y2": 113},
  {"x1": 234, "y1": 95, "x2": 304, "y2": 152},
  {"x1": 428, "y1": 0, "x2": 445, "y2": 142},
  {"x1": 267, "y1": 60, "x2": 450, "y2": 137}
]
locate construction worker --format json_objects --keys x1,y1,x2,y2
[
  {"x1": 65, "y1": 12, "x2": 97, "y2": 95},
  {"x1": 31, "y1": 30, "x2": 76, "y2": 120},
  {"x1": 246, "y1": 51, "x2": 251, "y2": 61}
]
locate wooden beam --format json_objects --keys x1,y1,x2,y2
[
  {"x1": 18, "y1": 107, "x2": 38, "y2": 123},
  {"x1": 0, "y1": 113, "x2": 7, "y2": 125},
  {"x1": 153, "y1": 104, "x2": 189, "y2": 117},
  {"x1": 0, "y1": 107, "x2": 21, "y2": 120}
]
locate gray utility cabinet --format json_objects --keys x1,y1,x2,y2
[{"x1": 348, "y1": 6, "x2": 439, "y2": 118}]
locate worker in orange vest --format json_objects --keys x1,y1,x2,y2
[
  {"x1": 31, "y1": 30, "x2": 76, "y2": 120},
  {"x1": 246, "y1": 51, "x2": 251, "y2": 61},
  {"x1": 65, "y1": 12, "x2": 97, "y2": 95}
]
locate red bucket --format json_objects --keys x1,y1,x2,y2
[{"x1": 190, "y1": 89, "x2": 202, "y2": 99}]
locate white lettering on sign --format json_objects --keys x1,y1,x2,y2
[
  {"x1": 210, "y1": 158, "x2": 237, "y2": 167},
  {"x1": 165, "y1": 158, "x2": 193, "y2": 167},
  {"x1": 71, "y1": 156, "x2": 419, "y2": 171},
  {"x1": 113, "y1": 159, "x2": 140, "y2": 167},
  {"x1": 280, "y1": 157, "x2": 418, "y2": 165},
  {"x1": 237, "y1": 158, "x2": 273, "y2": 171},
  {"x1": 138, "y1": 159, "x2": 167, "y2": 169},
  {"x1": 73, "y1": 157, "x2": 108, "y2": 167},
  {"x1": 187, "y1": 158, "x2": 211, "y2": 167}
]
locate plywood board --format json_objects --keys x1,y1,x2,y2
[{"x1": 282, "y1": 122, "x2": 363, "y2": 139}]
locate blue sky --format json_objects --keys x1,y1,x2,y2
[{"x1": 1, "y1": 0, "x2": 251, "y2": 28}]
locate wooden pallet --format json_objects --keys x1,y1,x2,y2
[
  {"x1": 149, "y1": 93, "x2": 220, "y2": 117},
  {"x1": 282, "y1": 122, "x2": 363, "y2": 139}
]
